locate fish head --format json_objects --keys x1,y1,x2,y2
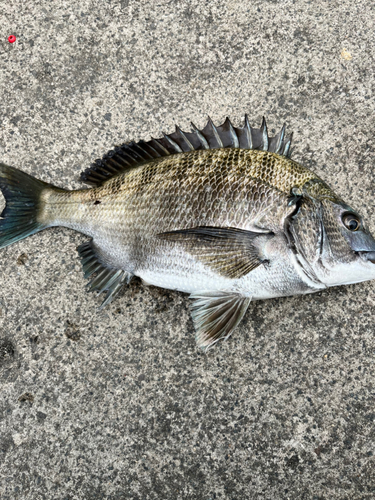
[
  {"x1": 287, "y1": 181, "x2": 375, "y2": 288},
  {"x1": 318, "y1": 199, "x2": 375, "y2": 286}
]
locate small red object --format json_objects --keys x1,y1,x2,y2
[{"x1": 8, "y1": 35, "x2": 16, "y2": 44}]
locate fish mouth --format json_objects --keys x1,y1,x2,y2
[{"x1": 360, "y1": 251, "x2": 375, "y2": 264}]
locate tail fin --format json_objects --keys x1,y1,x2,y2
[{"x1": 0, "y1": 163, "x2": 51, "y2": 248}]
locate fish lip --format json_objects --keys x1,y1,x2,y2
[{"x1": 359, "y1": 251, "x2": 375, "y2": 264}]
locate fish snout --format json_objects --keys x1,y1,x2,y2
[{"x1": 362, "y1": 251, "x2": 375, "y2": 264}]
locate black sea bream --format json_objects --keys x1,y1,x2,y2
[{"x1": 1, "y1": 117, "x2": 375, "y2": 349}]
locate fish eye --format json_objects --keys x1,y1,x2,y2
[{"x1": 342, "y1": 213, "x2": 361, "y2": 231}]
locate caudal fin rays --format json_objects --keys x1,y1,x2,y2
[{"x1": 0, "y1": 164, "x2": 56, "y2": 248}]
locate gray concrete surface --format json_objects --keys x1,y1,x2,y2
[{"x1": 0, "y1": 0, "x2": 375, "y2": 498}]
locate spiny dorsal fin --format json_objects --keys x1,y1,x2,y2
[
  {"x1": 80, "y1": 117, "x2": 294, "y2": 186},
  {"x1": 77, "y1": 240, "x2": 133, "y2": 308}
]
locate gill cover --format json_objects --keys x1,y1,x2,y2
[{"x1": 287, "y1": 190, "x2": 375, "y2": 288}]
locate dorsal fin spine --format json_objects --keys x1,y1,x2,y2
[
  {"x1": 244, "y1": 114, "x2": 253, "y2": 149},
  {"x1": 122, "y1": 144, "x2": 144, "y2": 161},
  {"x1": 283, "y1": 131, "x2": 293, "y2": 157},
  {"x1": 141, "y1": 141, "x2": 161, "y2": 157},
  {"x1": 163, "y1": 133, "x2": 183, "y2": 153},
  {"x1": 131, "y1": 142, "x2": 156, "y2": 160},
  {"x1": 208, "y1": 116, "x2": 223, "y2": 148},
  {"x1": 191, "y1": 122, "x2": 210, "y2": 149},
  {"x1": 115, "y1": 149, "x2": 138, "y2": 164},
  {"x1": 176, "y1": 126, "x2": 194, "y2": 151},
  {"x1": 261, "y1": 117, "x2": 269, "y2": 151},
  {"x1": 150, "y1": 138, "x2": 170, "y2": 155},
  {"x1": 126, "y1": 144, "x2": 148, "y2": 161},
  {"x1": 227, "y1": 118, "x2": 239, "y2": 148},
  {"x1": 105, "y1": 159, "x2": 124, "y2": 171},
  {"x1": 80, "y1": 116, "x2": 295, "y2": 186},
  {"x1": 275, "y1": 124, "x2": 286, "y2": 154},
  {"x1": 136, "y1": 140, "x2": 157, "y2": 159}
]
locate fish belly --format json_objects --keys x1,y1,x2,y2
[
  {"x1": 136, "y1": 245, "x2": 234, "y2": 294},
  {"x1": 129, "y1": 235, "x2": 312, "y2": 299}
]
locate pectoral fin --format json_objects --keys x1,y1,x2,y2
[
  {"x1": 158, "y1": 226, "x2": 272, "y2": 279},
  {"x1": 189, "y1": 291, "x2": 251, "y2": 350}
]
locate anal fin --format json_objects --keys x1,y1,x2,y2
[
  {"x1": 190, "y1": 291, "x2": 251, "y2": 350},
  {"x1": 77, "y1": 240, "x2": 133, "y2": 308}
]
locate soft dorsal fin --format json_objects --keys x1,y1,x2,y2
[{"x1": 80, "y1": 116, "x2": 294, "y2": 186}]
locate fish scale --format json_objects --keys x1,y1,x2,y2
[{"x1": 1, "y1": 116, "x2": 375, "y2": 349}]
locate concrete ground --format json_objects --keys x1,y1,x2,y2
[{"x1": 1, "y1": 0, "x2": 375, "y2": 498}]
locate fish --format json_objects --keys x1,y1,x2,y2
[{"x1": 1, "y1": 116, "x2": 375, "y2": 350}]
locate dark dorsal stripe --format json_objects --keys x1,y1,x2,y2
[{"x1": 80, "y1": 116, "x2": 294, "y2": 186}]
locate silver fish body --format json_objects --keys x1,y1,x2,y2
[
  {"x1": 1, "y1": 117, "x2": 375, "y2": 348},
  {"x1": 45, "y1": 149, "x2": 314, "y2": 298}
]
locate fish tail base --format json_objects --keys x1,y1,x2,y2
[{"x1": 0, "y1": 163, "x2": 52, "y2": 248}]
